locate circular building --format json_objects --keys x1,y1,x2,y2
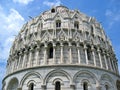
[{"x1": 2, "y1": 5, "x2": 120, "y2": 90}]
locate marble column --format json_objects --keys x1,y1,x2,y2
[
  {"x1": 84, "y1": 44, "x2": 88, "y2": 64},
  {"x1": 44, "y1": 44, "x2": 47, "y2": 65},
  {"x1": 107, "y1": 54, "x2": 112, "y2": 70},
  {"x1": 91, "y1": 45, "x2": 96, "y2": 66},
  {"x1": 60, "y1": 42, "x2": 64, "y2": 64},
  {"x1": 69, "y1": 42, "x2": 72, "y2": 64},
  {"x1": 13, "y1": 55, "x2": 17, "y2": 71},
  {"x1": 36, "y1": 46, "x2": 40, "y2": 66},
  {"x1": 97, "y1": 48, "x2": 103, "y2": 68},
  {"x1": 22, "y1": 50, "x2": 27, "y2": 68},
  {"x1": 18, "y1": 53, "x2": 22, "y2": 69},
  {"x1": 29, "y1": 48, "x2": 33, "y2": 67},
  {"x1": 77, "y1": 43, "x2": 81, "y2": 64},
  {"x1": 103, "y1": 51, "x2": 108, "y2": 70},
  {"x1": 53, "y1": 43, "x2": 56, "y2": 64}
]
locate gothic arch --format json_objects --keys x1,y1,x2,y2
[
  {"x1": 43, "y1": 69, "x2": 72, "y2": 85},
  {"x1": 20, "y1": 71, "x2": 43, "y2": 87},
  {"x1": 7, "y1": 77, "x2": 19, "y2": 90}
]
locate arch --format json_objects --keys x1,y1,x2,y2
[
  {"x1": 100, "y1": 74, "x2": 114, "y2": 85},
  {"x1": 43, "y1": 69, "x2": 72, "y2": 85},
  {"x1": 52, "y1": 78, "x2": 64, "y2": 85},
  {"x1": 7, "y1": 77, "x2": 19, "y2": 90},
  {"x1": 100, "y1": 74, "x2": 115, "y2": 89},
  {"x1": 20, "y1": 71, "x2": 43, "y2": 87},
  {"x1": 28, "y1": 81, "x2": 36, "y2": 90},
  {"x1": 104, "y1": 82, "x2": 110, "y2": 90},
  {"x1": 116, "y1": 80, "x2": 120, "y2": 90},
  {"x1": 51, "y1": 8, "x2": 55, "y2": 13},
  {"x1": 56, "y1": 20, "x2": 61, "y2": 28},
  {"x1": 74, "y1": 21, "x2": 79, "y2": 29},
  {"x1": 27, "y1": 80, "x2": 36, "y2": 87},
  {"x1": 73, "y1": 70, "x2": 99, "y2": 85}
]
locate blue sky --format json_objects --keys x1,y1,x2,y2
[{"x1": 0, "y1": 0, "x2": 120, "y2": 89}]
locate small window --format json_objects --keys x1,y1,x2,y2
[
  {"x1": 29, "y1": 83, "x2": 34, "y2": 90},
  {"x1": 74, "y1": 22, "x2": 79, "y2": 29},
  {"x1": 56, "y1": 20, "x2": 61, "y2": 28},
  {"x1": 48, "y1": 43, "x2": 53, "y2": 58},
  {"x1": 83, "y1": 82, "x2": 88, "y2": 90},
  {"x1": 55, "y1": 81, "x2": 61, "y2": 90},
  {"x1": 105, "y1": 85, "x2": 109, "y2": 90},
  {"x1": 91, "y1": 25, "x2": 94, "y2": 34},
  {"x1": 51, "y1": 8, "x2": 55, "y2": 13}
]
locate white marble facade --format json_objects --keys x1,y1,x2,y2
[{"x1": 2, "y1": 6, "x2": 120, "y2": 90}]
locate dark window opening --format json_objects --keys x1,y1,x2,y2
[
  {"x1": 48, "y1": 44, "x2": 53, "y2": 58},
  {"x1": 105, "y1": 85, "x2": 108, "y2": 90},
  {"x1": 56, "y1": 21, "x2": 61, "y2": 28},
  {"x1": 91, "y1": 26, "x2": 94, "y2": 34},
  {"x1": 29, "y1": 83, "x2": 34, "y2": 90},
  {"x1": 87, "y1": 46, "x2": 91, "y2": 60},
  {"x1": 51, "y1": 8, "x2": 55, "y2": 13},
  {"x1": 83, "y1": 82, "x2": 88, "y2": 90},
  {"x1": 74, "y1": 22, "x2": 79, "y2": 29},
  {"x1": 55, "y1": 81, "x2": 61, "y2": 90}
]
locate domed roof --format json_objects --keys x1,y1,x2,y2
[{"x1": 7, "y1": 5, "x2": 118, "y2": 75}]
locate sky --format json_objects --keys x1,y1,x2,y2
[{"x1": 0, "y1": 0, "x2": 120, "y2": 89}]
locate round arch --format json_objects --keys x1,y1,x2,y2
[
  {"x1": 116, "y1": 80, "x2": 120, "y2": 90},
  {"x1": 43, "y1": 69, "x2": 72, "y2": 85},
  {"x1": 100, "y1": 74, "x2": 114, "y2": 84},
  {"x1": 100, "y1": 74, "x2": 115, "y2": 89},
  {"x1": 7, "y1": 77, "x2": 19, "y2": 90},
  {"x1": 20, "y1": 71, "x2": 43, "y2": 87},
  {"x1": 73, "y1": 70, "x2": 99, "y2": 85}
]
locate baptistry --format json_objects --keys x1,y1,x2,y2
[{"x1": 2, "y1": 5, "x2": 120, "y2": 90}]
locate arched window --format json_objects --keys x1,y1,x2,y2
[
  {"x1": 29, "y1": 83, "x2": 34, "y2": 90},
  {"x1": 83, "y1": 82, "x2": 88, "y2": 90},
  {"x1": 48, "y1": 43, "x2": 53, "y2": 58},
  {"x1": 74, "y1": 21, "x2": 79, "y2": 29},
  {"x1": 116, "y1": 80, "x2": 120, "y2": 90},
  {"x1": 55, "y1": 81, "x2": 61, "y2": 90},
  {"x1": 51, "y1": 8, "x2": 55, "y2": 13},
  {"x1": 105, "y1": 85, "x2": 109, "y2": 90},
  {"x1": 56, "y1": 20, "x2": 61, "y2": 28}
]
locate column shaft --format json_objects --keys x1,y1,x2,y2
[
  {"x1": 60, "y1": 43, "x2": 64, "y2": 64},
  {"x1": 84, "y1": 45, "x2": 88, "y2": 64},
  {"x1": 69, "y1": 43, "x2": 72, "y2": 64},
  {"x1": 98, "y1": 49, "x2": 103, "y2": 68},
  {"x1": 53, "y1": 46, "x2": 56, "y2": 64},
  {"x1": 104, "y1": 53, "x2": 108, "y2": 70},
  {"x1": 36, "y1": 48, "x2": 40, "y2": 66},
  {"x1": 44, "y1": 47, "x2": 47, "y2": 65}
]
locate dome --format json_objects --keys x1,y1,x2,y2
[
  {"x1": 8, "y1": 5, "x2": 118, "y2": 74},
  {"x1": 3, "y1": 5, "x2": 120, "y2": 90}
]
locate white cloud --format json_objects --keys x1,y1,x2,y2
[
  {"x1": 43, "y1": 0, "x2": 61, "y2": 7},
  {"x1": 105, "y1": 9, "x2": 120, "y2": 28},
  {"x1": 13, "y1": 0, "x2": 34, "y2": 5},
  {"x1": 0, "y1": 6, "x2": 25, "y2": 61}
]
